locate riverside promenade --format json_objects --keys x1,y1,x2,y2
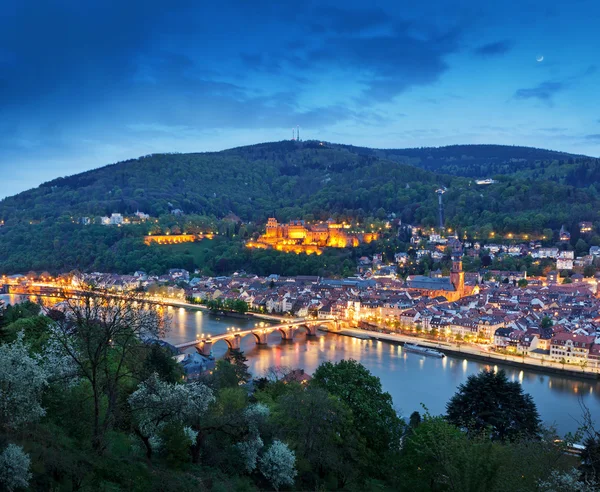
[{"x1": 324, "y1": 327, "x2": 600, "y2": 381}]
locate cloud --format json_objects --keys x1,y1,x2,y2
[
  {"x1": 473, "y1": 40, "x2": 512, "y2": 56},
  {"x1": 308, "y1": 7, "x2": 389, "y2": 34},
  {"x1": 585, "y1": 134, "x2": 600, "y2": 141},
  {"x1": 513, "y1": 81, "x2": 566, "y2": 103}
]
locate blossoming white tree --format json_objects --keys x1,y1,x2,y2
[
  {"x1": 128, "y1": 373, "x2": 215, "y2": 458},
  {"x1": 259, "y1": 439, "x2": 297, "y2": 490},
  {"x1": 0, "y1": 443, "x2": 32, "y2": 491},
  {"x1": 0, "y1": 332, "x2": 48, "y2": 430}
]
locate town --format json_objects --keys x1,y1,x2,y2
[{"x1": 4, "y1": 216, "x2": 600, "y2": 376}]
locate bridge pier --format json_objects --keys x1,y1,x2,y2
[
  {"x1": 195, "y1": 340, "x2": 213, "y2": 357},
  {"x1": 279, "y1": 326, "x2": 297, "y2": 341},
  {"x1": 301, "y1": 324, "x2": 318, "y2": 336},
  {"x1": 253, "y1": 331, "x2": 269, "y2": 345},
  {"x1": 226, "y1": 334, "x2": 242, "y2": 351}
]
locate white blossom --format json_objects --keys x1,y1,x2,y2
[
  {"x1": 0, "y1": 332, "x2": 48, "y2": 429},
  {"x1": 182, "y1": 426, "x2": 198, "y2": 445},
  {"x1": 244, "y1": 402, "x2": 270, "y2": 420},
  {"x1": 236, "y1": 435, "x2": 263, "y2": 472},
  {"x1": 538, "y1": 468, "x2": 596, "y2": 492},
  {"x1": 259, "y1": 440, "x2": 297, "y2": 490},
  {"x1": 0, "y1": 443, "x2": 32, "y2": 491},
  {"x1": 37, "y1": 328, "x2": 80, "y2": 387},
  {"x1": 128, "y1": 373, "x2": 215, "y2": 441}
]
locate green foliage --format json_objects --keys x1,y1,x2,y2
[
  {"x1": 312, "y1": 359, "x2": 404, "y2": 476},
  {"x1": 142, "y1": 344, "x2": 184, "y2": 383},
  {"x1": 158, "y1": 423, "x2": 192, "y2": 469},
  {"x1": 446, "y1": 369, "x2": 541, "y2": 441},
  {"x1": 541, "y1": 316, "x2": 554, "y2": 329},
  {"x1": 2, "y1": 142, "x2": 600, "y2": 276},
  {"x1": 273, "y1": 384, "x2": 366, "y2": 489}
]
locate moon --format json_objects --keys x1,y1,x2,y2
[{"x1": 536, "y1": 55, "x2": 544, "y2": 62}]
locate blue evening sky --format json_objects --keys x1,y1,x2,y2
[{"x1": 1, "y1": 0, "x2": 599, "y2": 198}]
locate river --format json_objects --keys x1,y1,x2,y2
[{"x1": 2, "y1": 294, "x2": 598, "y2": 435}]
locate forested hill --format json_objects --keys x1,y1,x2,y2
[
  {"x1": 0, "y1": 141, "x2": 594, "y2": 226},
  {"x1": 1, "y1": 140, "x2": 600, "y2": 275},
  {"x1": 331, "y1": 143, "x2": 588, "y2": 178}
]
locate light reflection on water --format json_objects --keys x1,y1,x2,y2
[{"x1": 2, "y1": 294, "x2": 598, "y2": 435}]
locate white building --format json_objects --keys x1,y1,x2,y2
[
  {"x1": 531, "y1": 247, "x2": 559, "y2": 259},
  {"x1": 110, "y1": 213, "x2": 124, "y2": 225},
  {"x1": 557, "y1": 251, "x2": 574, "y2": 270},
  {"x1": 135, "y1": 210, "x2": 150, "y2": 220}
]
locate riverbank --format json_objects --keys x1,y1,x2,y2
[
  {"x1": 3, "y1": 287, "x2": 293, "y2": 324},
  {"x1": 322, "y1": 327, "x2": 600, "y2": 381}
]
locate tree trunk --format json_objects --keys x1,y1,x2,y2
[
  {"x1": 191, "y1": 430, "x2": 205, "y2": 464},
  {"x1": 92, "y1": 385, "x2": 103, "y2": 452},
  {"x1": 134, "y1": 428, "x2": 153, "y2": 461}
]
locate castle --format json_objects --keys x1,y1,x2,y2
[{"x1": 247, "y1": 218, "x2": 378, "y2": 255}]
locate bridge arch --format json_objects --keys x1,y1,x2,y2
[{"x1": 296, "y1": 324, "x2": 319, "y2": 336}]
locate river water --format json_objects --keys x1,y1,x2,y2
[{"x1": 2, "y1": 294, "x2": 598, "y2": 435}]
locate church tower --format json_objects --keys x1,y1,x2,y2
[{"x1": 450, "y1": 245, "x2": 464, "y2": 297}]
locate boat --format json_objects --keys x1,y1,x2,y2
[{"x1": 403, "y1": 343, "x2": 445, "y2": 358}]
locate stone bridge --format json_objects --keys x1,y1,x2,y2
[{"x1": 175, "y1": 318, "x2": 339, "y2": 356}]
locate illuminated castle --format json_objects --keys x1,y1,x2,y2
[{"x1": 247, "y1": 218, "x2": 378, "y2": 255}]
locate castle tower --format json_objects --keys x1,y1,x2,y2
[
  {"x1": 450, "y1": 245, "x2": 464, "y2": 297},
  {"x1": 266, "y1": 217, "x2": 279, "y2": 238}
]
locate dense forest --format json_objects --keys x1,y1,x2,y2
[
  {"x1": 1, "y1": 297, "x2": 599, "y2": 491},
  {"x1": 1, "y1": 141, "x2": 600, "y2": 275}
]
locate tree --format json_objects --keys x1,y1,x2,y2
[
  {"x1": 128, "y1": 373, "x2": 215, "y2": 459},
  {"x1": 312, "y1": 360, "x2": 403, "y2": 474},
  {"x1": 0, "y1": 444, "x2": 32, "y2": 492},
  {"x1": 580, "y1": 411, "x2": 600, "y2": 485},
  {"x1": 538, "y1": 468, "x2": 596, "y2": 492},
  {"x1": 0, "y1": 332, "x2": 48, "y2": 430},
  {"x1": 446, "y1": 369, "x2": 541, "y2": 441},
  {"x1": 259, "y1": 440, "x2": 297, "y2": 491},
  {"x1": 49, "y1": 289, "x2": 168, "y2": 451},
  {"x1": 223, "y1": 350, "x2": 251, "y2": 385},
  {"x1": 274, "y1": 385, "x2": 366, "y2": 488},
  {"x1": 399, "y1": 414, "x2": 500, "y2": 491},
  {"x1": 541, "y1": 316, "x2": 553, "y2": 329},
  {"x1": 517, "y1": 278, "x2": 528, "y2": 288}
]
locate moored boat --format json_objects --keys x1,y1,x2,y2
[{"x1": 403, "y1": 342, "x2": 445, "y2": 358}]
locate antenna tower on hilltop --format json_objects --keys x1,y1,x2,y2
[{"x1": 435, "y1": 188, "x2": 446, "y2": 230}]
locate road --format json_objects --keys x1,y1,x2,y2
[{"x1": 338, "y1": 327, "x2": 600, "y2": 378}]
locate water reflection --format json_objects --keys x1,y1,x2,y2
[{"x1": 2, "y1": 294, "x2": 598, "y2": 435}]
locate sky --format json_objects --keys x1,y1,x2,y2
[{"x1": 1, "y1": 0, "x2": 600, "y2": 199}]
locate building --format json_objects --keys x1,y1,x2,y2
[
  {"x1": 579, "y1": 221, "x2": 593, "y2": 234},
  {"x1": 406, "y1": 246, "x2": 468, "y2": 302},
  {"x1": 247, "y1": 218, "x2": 378, "y2": 255},
  {"x1": 110, "y1": 213, "x2": 123, "y2": 225},
  {"x1": 550, "y1": 332, "x2": 594, "y2": 365},
  {"x1": 557, "y1": 251, "x2": 574, "y2": 270},
  {"x1": 101, "y1": 213, "x2": 124, "y2": 226},
  {"x1": 531, "y1": 247, "x2": 559, "y2": 259},
  {"x1": 559, "y1": 225, "x2": 571, "y2": 242}
]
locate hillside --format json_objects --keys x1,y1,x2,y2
[
  {"x1": 0, "y1": 141, "x2": 595, "y2": 223},
  {"x1": 1, "y1": 141, "x2": 600, "y2": 275},
  {"x1": 332, "y1": 143, "x2": 588, "y2": 178}
]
